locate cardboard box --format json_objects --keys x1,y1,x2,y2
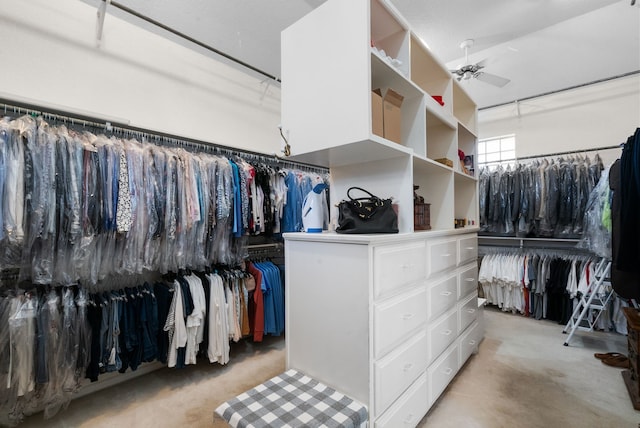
[
  {"x1": 371, "y1": 89, "x2": 384, "y2": 138},
  {"x1": 382, "y1": 88, "x2": 404, "y2": 144}
]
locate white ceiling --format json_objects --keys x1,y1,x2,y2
[{"x1": 99, "y1": 0, "x2": 640, "y2": 109}]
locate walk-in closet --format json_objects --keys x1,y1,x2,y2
[{"x1": 1, "y1": 0, "x2": 639, "y2": 427}]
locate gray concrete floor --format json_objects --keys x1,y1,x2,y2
[{"x1": 19, "y1": 309, "x2": 640, "y2": 428}]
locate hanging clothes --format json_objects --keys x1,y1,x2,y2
[
  {"x1": 609, "y1": 130, "x2": 640, "y2": 299},
  {"x1": 0, "y1": 114, "x2": 326, "y2": 288},
  {"x1": 478, "y1": 251, "x2": 606, "y2": 326},
  {"x1": 478, "y1": 155, "x2": 604, "y2": 238}
]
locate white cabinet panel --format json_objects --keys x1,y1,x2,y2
[
  {"x1": 427, "y1": 308, "x2": 458, "y2": 363},
  {"x1": 428, "y1": 273, "x2": 457, "y2": 321},
  {"x1": 457, "y1": 293, "x2": 478, "y2": 334},
  {"x1": 458, "y1": 321, "x2": 481, "y2": 366},
  {"x1": 374, "y1": 240, "x2": 427, "y2": 299},
  {"x1": 375, "y1": 372, "x2": 429, "y2": 428},
  {"x1": 428, "y1": 343, "x2": 459, "y2": 407},
  {"x1": 374, "y1": 331, "x2": 428, "y2": 415},
  {"x1": 458, "y1": 234, "x2": 477, "y2": 266},
  {"x1": 428, "y1": 238, "x2": 457, "y2": 277},
  {"x1": 374, "y1": 286, "x2": 428, "y2": 358},
  {"x1": 457, "y1": 263, "x2": 478, "y2": 299}
]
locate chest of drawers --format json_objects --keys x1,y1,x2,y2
[{"x1": 285, "y1": 229, "x2": 482, "y2": 427}]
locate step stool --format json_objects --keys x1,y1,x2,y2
[{"x1": 214, "y1": 369, "x2": 368, "y2": 428}]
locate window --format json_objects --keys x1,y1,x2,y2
[{"x1": 478, "y1": 134, "x2": 516, "y2": 169}]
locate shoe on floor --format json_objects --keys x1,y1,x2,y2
[
  {"x1": 601, "y1": 354, "x2": 629, "y2": 368},
  {"x1": 594, "y1": 352, "x2": 625, "y2": 360}
]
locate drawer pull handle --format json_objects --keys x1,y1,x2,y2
[
  {"x1": 402, "y1": 313, "x2": 415, "y2": 320},
  {"x1": 443, "y1": 367, "x2": 453, "y2": 375},
  {"x1": 403, "y1": 363, "x2": 414, "y2": 372},
  {"x1": 404, "y1": 413, "x2": 415, "y2": 424},
  {"x1": 440, "y1": 291, "x2": 452, "y2": 296},
  {"x1": 441, "y1": 329, "x2": 452, "y2": 336},
  {"x1": 469, "y1": 340, "x2": 476, "y2": 345},
  {"x1": 467, "y1": 308, "x2": 476, "y2": 314},
  {"x1": 465, "y1": 246, "x2": 475, "y2": 250},
  {"x1": 401, "y1": 264, "x2": 414, "y2": 270},
  {"x1": 465, "y1": 278, "x2": 476, "y2": 282},
  {"x1": 441, "y1": 253, "x2": 451, "y2": 257}
]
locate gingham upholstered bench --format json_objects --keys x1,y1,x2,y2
[{"x1": 214, "y1": 369, "x2": 368, "y2": 428}]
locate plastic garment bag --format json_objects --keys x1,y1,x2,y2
[{"x1": 577, "y1": 167, "x2": 611, "y2": 258}]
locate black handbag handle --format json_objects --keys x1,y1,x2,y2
[{"x1": 347, "y1": 186, "x2": 381, "y2": 202}]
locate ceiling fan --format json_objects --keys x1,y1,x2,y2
[{"x1": 450, "y1": 39, "x2": 511, "y2": 88}]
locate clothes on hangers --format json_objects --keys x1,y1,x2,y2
[
  {"x1": 478, "y1": 154, "x2": 604, "y2": 238},
  {"x1": 609, "y1": 130, "x2": 640, "y2": 299},
  {"x1": 0, "y1": 115, "x2": 327, "y2": 287},
  {"x1": 478, "y1": 251, "x2": 613, "y2": 328}
]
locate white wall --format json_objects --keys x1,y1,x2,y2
[
  {"x1": 0, "y1": 0, "x2": 282, "y2": 155},
  {"x1": 478, "y1": 74, "x2": 640, "y2": 167}
]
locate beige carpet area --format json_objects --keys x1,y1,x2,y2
[{"x1": 18, "y1": 309, "x2": 640, "y2": 428}]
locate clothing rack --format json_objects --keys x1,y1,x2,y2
[
  {"x1": 0, "y1": 98, "x2": 328, "y2": 174},
  {"x1": 478, "y1": 236, "x2": 587, "y2": 251},
  {"x1": 497, "y1": 144, "x2": 621, "y2": 164},
  {"x1": 478, "y1": 245, "x2": 595, "y2": 261}
]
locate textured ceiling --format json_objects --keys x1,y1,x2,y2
[{"x1": 93, "y1": 0, "x2": 640, "y2": 109}]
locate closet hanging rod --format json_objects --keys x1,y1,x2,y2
[
  {"x1": 247, "y1": 243, "x2": 283, "y2": 250},
  {"x1": 497, "y1": 144, "x2": 622, "y2": 164},
  {"x1": 0, "y1": 98, "x2": 327, "y2": 173},
  {"x1": 103, "y1": 0, "x2": 280, "y2": 83}
]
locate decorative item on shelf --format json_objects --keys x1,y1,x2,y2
[
  {"x1": 458, "y1": 149, "x2": 471, "y2": 175},
  {"x1": 454, "y1": 218, "x2": 466, "y2": 228},
  {"x1": 371, "y1": 46, "x2": 404, "y2": 72},
  {"x1": 464, "y1": 155, "x2": 475, "y2": 177},
  {"x1": 336, "y1": 187, "x2": 398, "y2": 234},
  {"x1": 434, "y1": 158, "x2": 453, "y2": 168},
  {"x1": 431, "y1": 95, "x2": 445, "y2": 106},
  {"x1": 413, "y1": 185, "x2": 431, "y2": 231}
]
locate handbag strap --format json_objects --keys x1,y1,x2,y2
[{"x1": 347, "y1": 186, "x2": 380, "y2": 202}]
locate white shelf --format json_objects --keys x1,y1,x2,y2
[
  {"x1": 281, "y1": 0, "x2": 479, "y2": 231},
  {"x1": 290, "y1": 135, "x2": 411, "y2": 169}
]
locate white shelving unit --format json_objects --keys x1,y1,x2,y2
[
  {"x1": 281, "y1": 0, "x2": 478, "y2": 233},
  {"x1": 281, "y1": 1, "x2": 481, "y2": 426}
]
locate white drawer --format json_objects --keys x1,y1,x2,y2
[
  {"x1": 458, "y1": 321, "x2": 481, "y2": 366},
  {"x1": 458, "y1": 293, "x2": 478, "y2": 334},
  {"x1": 427, "y1": 308, "x2": 457, "y2": 363},
  {"x1": 457, "y1": 234, "x2": 478, "y2": 266},
  {"x1": 457, "y1": 263, "x2": 478, "y2": 299},
  {"x1": 428, "y1": 342, "x2": 459, "y2": 407},
  {"x1": 428, "y1": 273, "x2": 457, "y2": 321},
  {"x1": 374, "y1": 331, "x2": 428, "y2": 415},
  {"x1": 375, "y1": 372, "x2": 428, "y2": 428},
  {"x1": 374, "y1": 241, "x2": 427, "y2": 299},
  {"x1": 427, "y1": 238, "x2": 457, "y2": 277},
  {"x1": 374, "y1": 287, "x2": 428, "y2": 358}
]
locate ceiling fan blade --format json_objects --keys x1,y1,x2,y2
[
  {"x1": 475, "y1": 58, "x2": 490, "y2": 68},
  {"x1": 475, "y1": 72, "x2": 510, "y2": 88}
]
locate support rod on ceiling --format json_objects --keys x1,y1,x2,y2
[
  {"x1": 95, "y1": 0, "x2": 111, "y2": 47},
  {"x1": 102, "y1": 0, "x2": 281, "y2": 83},
  {"x1": 480, "y1": 70, "x2": 640, "y2": 111}
]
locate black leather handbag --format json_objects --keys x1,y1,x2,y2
[{"x1": 336, "y1": 187, "x2": 399, "y2": 234}]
